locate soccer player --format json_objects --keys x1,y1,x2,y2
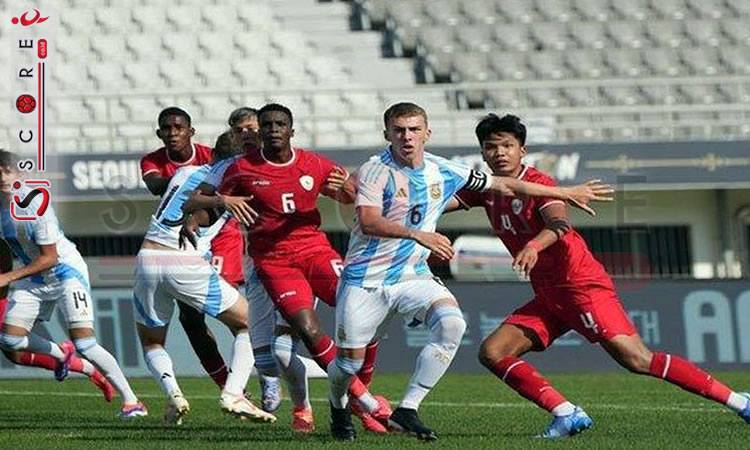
[
  {"x1": 140, "y1": 107, "x2": 232, "y2": 392},
  {"x1": 228, "y1": 106, "x2": 259, "y2": 132},
  {"x1": 454, "y1": 113, "x2": 750, "y2": 438},
  {"x1": 188, "y1": 103, "x2": 389, "y2": 433},
  {"x1": 133, "y1": 140, "x2": 275, "y2": 425},
  {"x1": 327, "y1": 103, "x2": 611, "y2": 441},
  {"x1": 0, "y1": 150, "x2": 145, "y2": 418}
]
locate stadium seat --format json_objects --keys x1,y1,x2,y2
[
  {"x1": 125, "y1": 34, "x2": 164, "y2": 62},
  {"x1": 604, "y1": 49, "x2": 645, "y2": 77},
  {"x1": 680, "y1": 84, "x2": 721, "y2": 104},
  {"x1": 194, "y1": 95, "x2": 237, "y2": 122},
  {"x1": 527, "y1": 88, "x2": 567, "y2": 108},
  {"x1": 57, "y1": 34, "x2": 91, "y2": 64},
  {"x1": 645, "y1": 21, "x2": 686, "y2": 48},
  {"x1": 651, "y1": 0, "x2": 689, "y2": 20},
  {"x1": 726, "y1": 0, "x2": 750, "y2": 16},
  {"x1": 198, "y1": 31, "x2": 237, "y2": 60},
  {"x1": 451, "y1": 53, "x2": 492, "y2": 82},
  {"x1": 723, "y1": 19, "x2": 750, "y2": 46},
  {"x1": 641, "y1": 85, "x2": 686, "y2": 104},
  {"x1": 90, "y1": 35, "x2": 127, "y2": 62},
  {"x1": 643, "y1": 48, "x2": 686, "y2": 76},
  {"x1": 564, "y1": 86, "x2": 598, "y2": 106},
  {"x1": 496, "y1": 0, "x2": 538, "y2": 24},
  {"x1": 573, "y1": 0, "x2": 613, "y2": 22},
  {"x1": 48, "y1": 98, "x2": 91, "y2": 123},
  {"x1": 123, "y1": 62, "x2": 164, "y2": 90},
  {"x1": 569, "y1": 21, "x2": 608, "y2": 49},
  {"x1": 536, "y1": 0, "x2": 576, "y2": 22},
  {"x1": 95, "y1": 7, "x2": 135, "y2": 34},
  {"x1": 342, "y1": 91, "x2": 383, "y2": 116},
  {"x1": 166, "y1": 7, "x2": 201, "y2": 33},
  {"x1": 306, "y1": 56, "x2": 351, "y2": 86},
  {"x1": 687, "y1": 0, "x2": 725, "y2": 19},
  {"x1": 272, "y1": 30, "x2": 313, "y2": 58},
  {"x1": 487, "y1": 89, "x2": 524, "y2": 109},
  {"x1": 719, "y1": 46, "x2": 750, "y2": 75},
  {"x1": 88, "y1": 63, "x2": 128, "y2": 90},
  {"x1": 386, "y1": 2, "x2": 427, "y2": 29},
  {"x1": 236, "y1": 2, "x2": 276, "y2": 29},
  {"x1": 195, "y1": 60, "x2": 236, "y2": 89},
  {"x1": 269, "y1": 59, "x2": 313, "y2": 88},
  {"x1": 455, "y1": 26, "x2": 494, "y2": 53},
  {"x1": 685, "y1": 20, "x2": 723, "y2": 47},
  {"x1": 459, "y1": 0, "x2": 499, "y2": 25},
  {"x1": 680, "y1": 47, "x2": 722, "y2": 76},
  {"x1": 527, "y1": 52, "x2": 567, "y2": 79},
  {"x1": 424, "y1": 0, "x2": 462, "y2": 26},
  {"x1": 230, "y1": 60, "x2": 271, "y2": 88},
  {"x1": 531, "y1": 22, "x2": 570, "y2": 51},
  {"x1": 60, "y1": 8, "x2": 95, "y2": 35},
  {"x1": 418, "y1": 26, "x2": 458, "y2": 55},
  {"x1": 159, "y1": 60, "x2": 197, "y2": 89},
  {"x1": 163, "y1": 32, "x2": 200, "y2": 60},
  {"x1": 310, "y1": 93, "x2": 349, "y2": 117},
  {"x1": 201, "y1": 5, "x2": 240, "y2": 32},
  {"x1": 487, "y1": 53, "x2": 529, "y2": 80},
  {"x1": 611, "y1": 0, "x2": 650, "y2": 21},
  {"x1": 607, "y1": 21, "x2": 646, "y2": 49},
  {"x1": 600, "y1": 86, "x2": 644, "y2": 106},
  {"x1": 492, "y1": 24, "x2": 533, "y2": 52},
  {"x1": 132, "y1": 6, "x2": 167, "y2": 33}
]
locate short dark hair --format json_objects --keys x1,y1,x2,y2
[
  {"x1": 258, "y1": 103, "x2": 293, "y2": 127},
  {"x1": 158, "y1": 107, "x2": 191, "y2": 127},
  {"x1": 383, "y1": 102, "x2": 428, "y2": 128},
  {"x1": 0, "y1": 149, "x2": 20, "y2": 171},
  {"x1": 228, "y1": 107, "x2": 258, "y2": 128},
  {"x1": 212, "y1": 129, "x2": 245, "y2": 162},
  {"x1": 475, "y1": 113, "x2": 526, "y2": 146}
]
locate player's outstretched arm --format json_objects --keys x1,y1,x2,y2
[
  {"x1": 322, "y1": 167, "x2": 356, "y2": 204},
  {"x1": 183, "y1": 190, "x2": 257, "y2": 226},
  {"x1": 143, "y1": 173, "x2": 171, "y2": 196},
  {"x1": 358, "y1": 206, "x2": 454, "y2": 260},
  {"x1": 0, "y1": 244, "x2": 57, "y2": 287},
  {"x1": 489, "y1": 177, "x2": 613, "y2": 216}
]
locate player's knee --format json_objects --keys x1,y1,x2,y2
[
  {"x1": 618, "y1": 347, "x2": 653, "y2": 374},
  {"x1": 333, "y1": 355, "x2": 363, "y2": 377},
  {"x1": 478, "y1": 338, "x2": 521, "y2": 368},
  {"x1": 73, "y1": 337, "x2": 98, "y2": 354},
  {"x1": 429, "y1": 307, "x2": 466, "y2": 352},
  {"x1": 0, "y1": 333, "x2": 27, "y2": 352}
]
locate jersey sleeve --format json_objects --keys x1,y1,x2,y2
[
  {"x1": 434, "y1": 156, "x2": 491, "y2": 196},
  {"x1": 31, "y1": 206, "x2": 62, "y2": 246},
  {"x1": 205, "y1": 157, "x2": 234, "y2": 188},
  {"x1": 140, "y1": 153, "x2": 162, "y2": 178},
  {"x1": 218, "y1": 161, "x2": 240, "y2": 196},
  {"x1": 355, "y1": 161, "x2": 389, "y2": 208},
  {"x1": 313, "y1": 152, "x2": 339, "y2": 182},
  {"x1": 454, "y1": 189, "x2": 483, "y2": 210}
]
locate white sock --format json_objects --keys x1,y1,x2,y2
[
  {"x1": 727, "y1": 392, "x2": 749, "y2": 413},
  {"x1": 356, "y1": 391, "x2": 379, "y2": 413},
  {"x1": 552, "y1": 401, "x2": 577, "y2": 417},
  {"x1": 224, "y1": 332, "x2": 253, "y2": 396},
  {"x1": 328, "y1": 356, "x2": 363, "y2": 409},
  {"x1": 75, "y1": 337, "x2": 138, "y2": 405},
  {"x1": 399, "y1": 308, "x2": 466, "y2": 411},
  {"x1": 272, "y1": 334, "x2": 310, "y2": 410},
  {"x1": 80, "y1": 358, "x2": 96, "y2": 376},
  {"x1": 145, "y1": 347, "x2": 181, "y2": 397}
]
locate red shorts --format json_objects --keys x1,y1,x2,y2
[
  {"x1": 504, "y1": 284, "x2": 636, "y2": 348},
  {"x1": 211, "y1": 219, "x2": 245, "y2": 287},
  {"x1": 0, "y1": 297, "x2": 6, "y2": 329},
  {"x1": 254, "y1": 245, "x2": 343, "y2": 319}
]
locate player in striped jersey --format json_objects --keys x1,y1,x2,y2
[
  {"x1": 327, "y1": 103, "x2": 612, "y2": 441},
  {"x1": 133, "y1": 143, "x2": 275, "y2": 425}
]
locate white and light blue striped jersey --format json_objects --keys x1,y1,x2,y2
[
  {"x1": 341, "y1": 147, "x2": 490, "y2": 287},
  {"x1": 0, "y1": 184, "x2": 89, "y2": 287},
  {"x1": 144, "y1": 156, "x2": 239, "y2": 254}
]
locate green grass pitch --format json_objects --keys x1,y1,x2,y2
[{"x1": 0, "y1": 371, "x2": 747, "y2": 449}]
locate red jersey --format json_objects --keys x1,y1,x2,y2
[
  {"x1": 140, "y1": 142, "x2": 213, "y2": 179},
  {"x1": 456, "y1": 165, "x2": 612, "y2": 290},
  {"x1": 219, "y1": 147, "x2": 338, "y2": 258}
]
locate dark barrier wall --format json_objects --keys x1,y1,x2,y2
[{"x1": 1, "y1": 279, "x2": 748, "y2": 377}]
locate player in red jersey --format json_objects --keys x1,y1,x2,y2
[
  {"x1": 140, "y1": 107, "x2": 232, "y2": 391},
  {"x1": 451, "y1": 114, "x2": 750, "y2": 438},
  {"x1": 186, "y1": 103, "x2": 390, "y2": 433}
]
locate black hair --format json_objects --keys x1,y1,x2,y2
[
  {"x1": 0, "y1": 149, "x2": 20, "y2": 170},
  {"x1": 475, "y1": 113, "x2": 526, "y2": 146},
  {"x1": 228, "y1": 107, "x2": 258, "y2": 128},
  {"x1": 257, "y1": 103, "x2": 293, "y2": 127},
  {"x1": 158, "y1": 107, "x2": 191, "y2": 127},
  {"x1": 383, "y1": 102, "x2": 428, "y2": 127}
]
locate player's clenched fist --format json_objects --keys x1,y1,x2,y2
[{"x1": 410, "y1": 230, "x2": 454, "y2": 261}]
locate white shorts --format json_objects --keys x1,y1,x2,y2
[
  {"x1": 246, "y1": 277, "x2": 276, "y2": 349},
  {"x1": 335, "y1": 278, "x2": 455, "y2": 349},
  {"x1": 133, "y1": 249, "x2": 240, "y2": 328},
  {"x1": 5, "y1": 275, "x2": 94, "y2": 331}
]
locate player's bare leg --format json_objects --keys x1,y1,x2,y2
[
  {"x1": 177, "y1": 302, "x2": 229, "y2": 390},
  {"x1": 601, "y1": 333, "x2": 750, "y2": 422},
  {"x1": 479, "y1": 323, "x2": 592, "y2": 439},
  {"x1": 287, "y1": 308, "x2": 389, "y2": 432},
  {"x1": 272, "y1": 326, "x2": 313, "y2": 432},
  {"x1": 215, "y1": 296, "x2": 276, "y2": 423}
]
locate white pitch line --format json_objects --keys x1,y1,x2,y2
[{"x1": 0, "y1": 390, "x2": 730, "y2": 414}]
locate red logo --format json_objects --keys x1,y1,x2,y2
[
  {"x1": 16, "y1": 94, "x2": 36, "y2": 114},
  {"x1": 11, "y1": 9, "x2": 49, "y2": 27},
  {"x1": 10, "y1": 180, "x2": 50, "y2": 221},
  {"x1": 38, "y1": 39, "x2": 48, "y2": 59}
]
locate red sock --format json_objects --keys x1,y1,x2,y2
[
  {"x1": 358, "y1": 341, "x2": 379, "y2": 388},
  {"x1": 17, "y1": 352, "x2": 57, "y2": 370},
  {"x1": 69, "y1": 356, "x2": 90, "y2": 375},
  {"x1": 207, "y1": 365, "x2": 229, "y2": 389},
  {"x1": 649, "y1": 352, "x2": 732, "y2": 404},
  {"x1": 310, "y1": 335, "x2": 370, "y2": 399},
  {"x1": 491, "y1": 356, "x2": 568, "y2": 412}
]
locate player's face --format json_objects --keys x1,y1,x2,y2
[
  {"x1": 234, "y1": 116, "x2": 259, "y2": 132},
  {"x1": 481, "y1": 132, "x2": 526, "y2": 176},
  {"x1": 385, "y1": 115, "x2": 431, "y2": 166},
  {"x1": 0, "y1": 166, "x2": 21, "y2": 195},
  {"x1": 156, "y1": 115, "x2": 194, "y2": 153},
  {"x1": 259, "y1": 111, "x2": 294, "y2": 151}
]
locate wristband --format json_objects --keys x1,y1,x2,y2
[{"x1": 525, "y1": 240, "x2": 543, "y2": 252}]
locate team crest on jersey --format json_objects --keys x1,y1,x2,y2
[
  {"x1": 299, "y1": 175, "x2": 314, "y2": 191},
  {"x1": 512, "y1": 198, "x2": 523, "y2": 215},
  {"x1": 429, "y1": 183, "x2": 442, "y2": 200}
]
